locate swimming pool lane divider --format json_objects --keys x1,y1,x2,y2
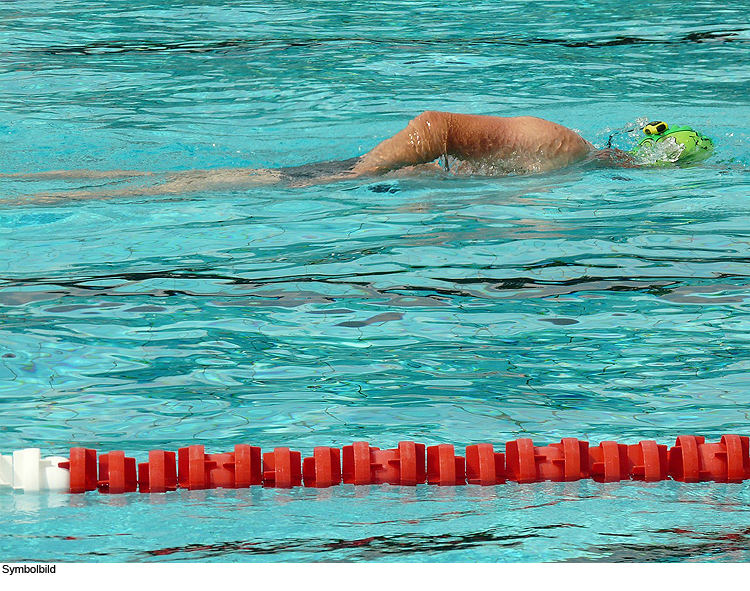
[{"x1": 1, "y1": 436, "x2": 749, "y2": 494}]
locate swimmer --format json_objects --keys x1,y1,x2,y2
[
  {"x1": 3, "y1": 112, "x2": 714, "y2": 202},
  {"x1": 349, "y1": 113, "x2": 711, "y2": 176}
]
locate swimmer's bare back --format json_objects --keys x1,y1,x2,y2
[{"x1": 3, "y1": 112, "x2": 607, "y2": 203}]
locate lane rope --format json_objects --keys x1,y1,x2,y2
[{"x1": 1, "y1": 435, "x2": 748, "y2": 493}]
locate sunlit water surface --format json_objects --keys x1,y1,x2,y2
[{"x1": 1, "y1": 0, "x2": 750, "y2": 562}]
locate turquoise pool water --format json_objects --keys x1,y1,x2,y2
[{"x1": 2, "y1": 0, "x2": 750, "y2": 562}]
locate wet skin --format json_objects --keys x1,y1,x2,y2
[{"x1": 3, "y1": 112, "x2": 636, "y2": 202}]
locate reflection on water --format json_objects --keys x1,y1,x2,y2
[
  {"x1": 3, "y1": 168, "x2": 750, "y2": 452},
  {"x1": 3, "y1": 483, "x2": 750, "y2": 562},
  {"x1": 2, "y1": 0, "x2": 750, "y2": 564}
]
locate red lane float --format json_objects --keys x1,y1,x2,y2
[
  {"x1": 372, "y1": 441, "x2": 426, "y2": 485},
  {"x1": 668, "y1": 435, "x2": 750, "y2": 483},
  {"x1": 98, "y1": 451, "x2": 137, "y2": 494},
  {"x1": 178, "y1": 444, "x2": 262, "y2": 490},
  {"x1": 138, "y1": 450, "x2": 178, "y2": 493},
  {"x1": 303, "y1": 447, "x2": 342, "y2": 488},
  {"x1": 263, "y1": 447, "x2": 302, "y2": 488},
  {"x1": 342, "y1": 441, "x2": 426, "y2": 486},
  {"x1": 589, "y1": 442, "x2": 629, "y2": 482},
  {"x1": 628, "y1": 441, "x2": 669, "y2": 481},
  {"x1": 58, "y1": 448, "x2": 98, "y2": 494},
  {"x1": 578, "y1": 440, "x2": 670, "y2": 482},
  {"x1": 505, "y1": 438, "x2": 589, "y2": 483},
  {"x1": 466, "y1": 444, "x2": 505, "y2": 485},
  {"x1": 3, "y1": 435, "x2": 749, "y2": 494},
  {"x1": 427, "y1": 444, "x2": 466, "y2": 485},
  {"x1": 342, "y1": 441, "x2": 375, "y2": 485}
]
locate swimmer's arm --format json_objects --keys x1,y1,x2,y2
[
  {"x1": 352, "y1": 111, "x2": 591, "y2": 175},
  {"x1": 587, "y1": 148, "x2": 639, "y2": 168},
  {"x1": 351, "y1": 111, "x2": 453, "y2": 175}
]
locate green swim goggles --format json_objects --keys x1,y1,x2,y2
[{"x1": 629, "y1": 121, "x2": 714, "y2": 165}]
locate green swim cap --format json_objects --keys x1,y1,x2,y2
[{"x1": 629, "y1": 121, "x2": 714, "y2": 165}]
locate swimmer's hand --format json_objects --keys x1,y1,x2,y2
[{"x1": 586, "y1": 148, "x2": 639, "y2": 168}]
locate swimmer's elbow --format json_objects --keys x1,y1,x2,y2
[
  {"x1": 409, "y1": 111, "x2": 451, "y2": 160},
  {"x1": 413, "y1": 110, "x2": 451, "y2": 132},
  {"x1": 354, "y1": 110, "x2": 452, "y2": 174},
  {"x1": 414, "y1": 110, "x2": 441, "y2": 122}
]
